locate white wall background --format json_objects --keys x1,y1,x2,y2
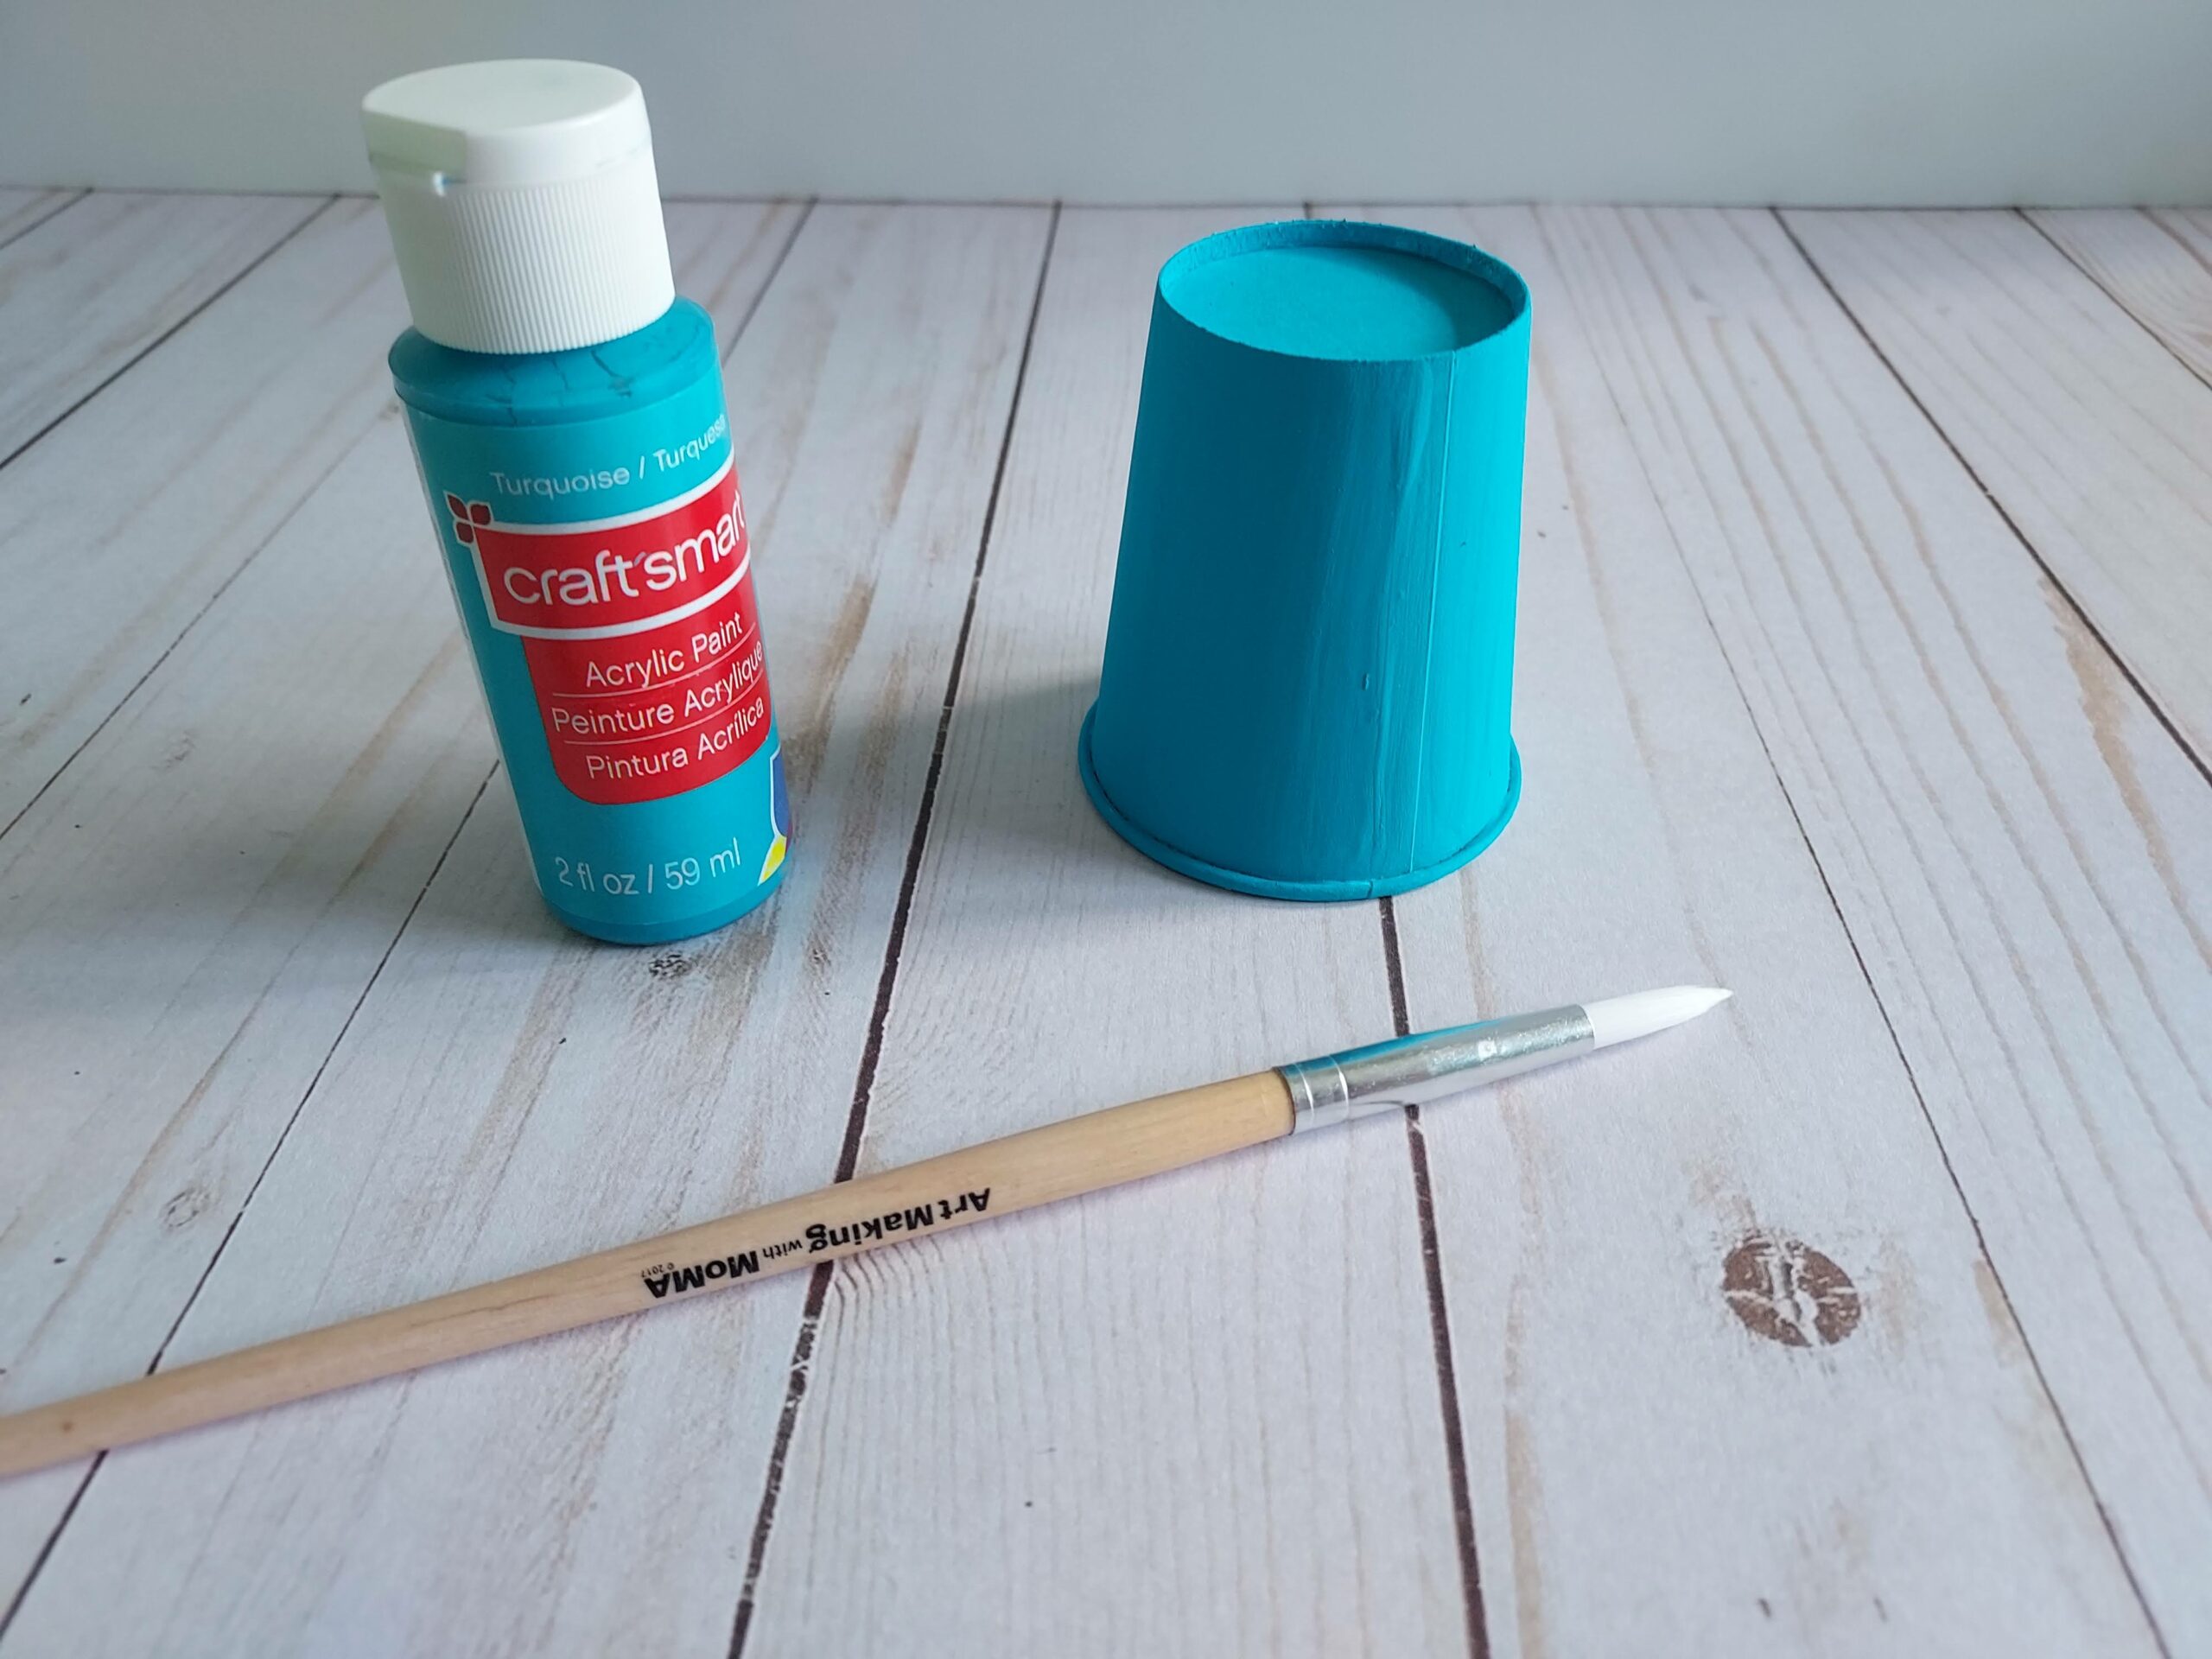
[{"x1": 3, "y1": 0, "x2": 2208, "y2": 204}]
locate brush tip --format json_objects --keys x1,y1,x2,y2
[{"x1": 1584, "y1": 985, "x2": 1732, "y2": 1050}]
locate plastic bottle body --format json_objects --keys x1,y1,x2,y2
[{"x1": 390, "y1": 298, "x2": 790, "y2": 944}]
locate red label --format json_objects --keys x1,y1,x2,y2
[{"x1": 449, "y1": 461, "x2": 773, "y2": 804}]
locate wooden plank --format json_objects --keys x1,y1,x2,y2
[
  {"x1": 0, "y1": 202, "x2": 804, "y2": 1613},
  {"x1": 0, "y1": 192, "x2": 322, "y2": 462},
  {"x1": 1516, "y1": 201, "x2": 2212, "y2": 1651},
  {"x1": 739, "y1": 207, "x2": 1465, "y2": 1656},
  {"x1": 0, "y1": 200, "x2": 400, "y2": 830},
  {"x1": 0, "y1": 420, "x2": 496, "y2": 1607},
  {"x1": 2028, "y1": 208, "x2": 2212, "y2": 389},
  {"x1": 0, "y1": 189, "x2": 80, "y2": 248},
  {"x1": 1323, "y1": 202, "x2": 2163, "y2": 1656},
  {"x1": 0, "y1": 200, "x2": 785, "y2": 835},
  {"x1": 1783, "y1": 207, "x2": 2212, "y2": 768},
  {"x1": 1, "y1": 204, "x2": 1052, "y2": 1657}
]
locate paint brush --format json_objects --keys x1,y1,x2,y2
[{"x1": 0, "y1": 985, "x2": 1729, "y2": 1478}]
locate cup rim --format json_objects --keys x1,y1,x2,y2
[{"x1": 1155, "y1": 218, "x2": 1531, "y2": 366}]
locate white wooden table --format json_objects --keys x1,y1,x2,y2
[{"x1": 3, "y1": 192, "x2": 2209, "y2": 1658}]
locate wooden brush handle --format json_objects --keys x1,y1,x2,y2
[{"x1": 0, "y1": 1071, "x2": 1292, "y2": 1478}]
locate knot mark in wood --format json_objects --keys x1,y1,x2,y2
[{"x1": 1722, "y1": 1232, "x2": 1861, "y2": 1347}]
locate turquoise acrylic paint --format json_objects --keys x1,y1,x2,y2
[
  {"x1": 390, "y1": 311, "x2": 789, "y2": 943},
  {"x1": 365, "y1": 62, "x2": 789, "y2": 944},
  {"x1": 1084, "y1": 219, "x2": 1529, "y2": 900}
]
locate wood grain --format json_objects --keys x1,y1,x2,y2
[
  {"x1": 0, "y1": 200, "x2": 793, "y2": 834},
  {"x1": 0, "y1": 204, "x2": 1052, "y2": 1659},
  {"x1": 0, "y1": 1071, "x2": 1292, "y2": 1477},
  {"x1": 0, "y1": 200, "x2": 803, "y2": 1618},
  {"x1": 2029, "y1": 209, "x2": 2212, "y2": 389},
  {"x1": 1529, "y1": 202, "x2": 2212, "y2": 1652},
  {"x1": 0, "y1": 418, "x2": 496, "y2": 1604},
  {"x1": 3, "y1": 197, "x2": 2204, "y2": 1656},
  {"x1": 0, "y1": 192, "x2": 321, "y2": 462},
  {"x1": 0, "y1": 200, "x2": 402, "y2": 830},
  {"x1": 738, "y1": 207, "x2": 1470, "y2": 1659},
  {"x1": 0, "y1": 189, "x2": 79, "y2": 249},
  {"x1": 1783, "y1": 207, "x2": 2212, "y2": 769},
  {"x1": 1324, "y1": 201, "x2": 2167, "y2": 1658}
]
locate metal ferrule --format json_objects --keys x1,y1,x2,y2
[{"x1": 1279, "y1": 1005, "x2": 1595, "y2": 1134}]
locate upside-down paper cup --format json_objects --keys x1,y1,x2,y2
[{"x1": 1079, "y1": 219, "x2": 1530, "y2": 900}]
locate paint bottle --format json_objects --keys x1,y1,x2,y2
[{"x1": 363, "y1": 60, "x2": 790, "y2": 944}]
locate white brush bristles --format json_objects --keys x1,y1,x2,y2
[{"x1": 1584, "y1": 986, "x2": 1732, "y2": 1050}]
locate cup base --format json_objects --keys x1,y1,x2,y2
[{"x1": 1077, "y1": 706, "x2": 1521, "y2": 903}]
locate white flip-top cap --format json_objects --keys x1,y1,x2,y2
[{"x1": 363, "y1": 60, "x2": 677, "y2": 354}]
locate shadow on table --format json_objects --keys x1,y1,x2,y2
[
  {"x1": 786, "y1": 665, "x2": 1251, "y2": 932},
  {"x1": 6, "y1": 666, "x2": 1274, "y2": 991}
]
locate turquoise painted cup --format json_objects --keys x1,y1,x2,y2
[{"x1": 1080, "y1": 219, "x2": 1530, "y2": 900}]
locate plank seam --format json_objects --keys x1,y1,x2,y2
[
  {"x1": 1564, "y1": 204, "x2": 2169, "y2": 1657},
  {"x1": 175, "y1": 197, "x2": 821, "y2": 949},
  {"x1": 1344, "y1": 197, "x2": 1488, "y2": 1658},
  {"x1": 1739, "y1": 674, "x2": 2174, "y2": 1659},
  {"x1": 0, "y1": 398, "x2": 375, "y2": 849},
  {"x1": 2019, "y1": 208, "x2": 2212, "y2": 399},
  {"x1": 0, "y1": 198, "x2": 822, "y2": 1640},
  {"x1": 717, "y1": 200, "x2": 815, "y2": 369},
  {"x1": 1763, "y1": 207, "x2": 2189, "y2": 1651},
  {"x1": 114, "y1": 194, "x2": 816, "y2": 1368},
  {"x1": 0, "y1": 189, "x2": 87, "y2": 254},
  {"x1": 143, "y1": 761, "x2": 505, "y2": 1376},
  {"x1": 4, "y1": 197, "x2": 810, "y2": 896},
  {"x1": 1379, "y1": 895, "x2": 1493, "y2": 1659},
  {"x1": 722, "y1": 1258, "x2": 832, "y2": 1659},
  {"x1": 0, "y1": 1452, "x2": 94, "y2": 1637},
  {"x1": 0, "y1": 765, "x2": 499, "y2": 1643},
  {"x1": 0, "y1": 194, "x2": 337, "y2": 477},
  {"x1": 725, "y1": 200, "x2": 1061, "y2": 1659},
  {"x1": 1772, "y1": 211, "x2": 2212, "y2": 794},
  {"x1": 2142, "y1": 212, "x2": 2212, "y2": 296}
]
